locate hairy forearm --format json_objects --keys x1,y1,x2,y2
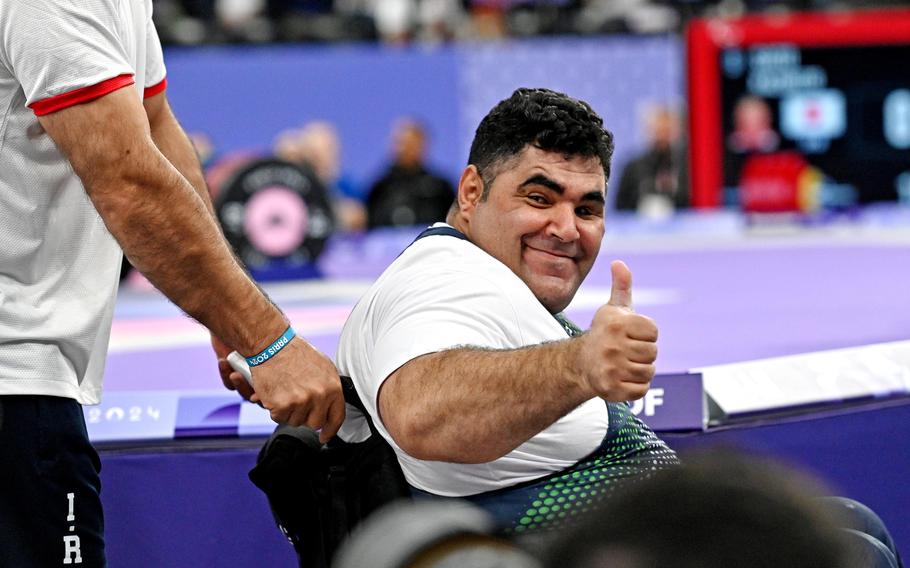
[
  {"x1": 38, "y1": 89, "x2": 285, "y2": 355},
  {"x1": 145, "y1": 96, "x2": 214, "y2": 217},
  {"x1": 92, "y1": 147, "x2": 285, "y2": 353},
  {"x1": 144, "y1": 96, "x2": 285, "y2": 351},
  {"x1": 379, "y1": 338, "x2": 593, "y2": 463}
]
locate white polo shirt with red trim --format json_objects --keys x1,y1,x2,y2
[{"x1": 0, "y1": 0, "x2": 167, "y2": 404}]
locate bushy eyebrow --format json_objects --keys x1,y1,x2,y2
[
  {"x1": 519, "y1": 174, "x2": 605, "y2": 204},
  {"x1": 520, "y1": 174, "x2": 564, "y2": 194}
]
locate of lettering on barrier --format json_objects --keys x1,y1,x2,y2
[{"x1": 631, "y1": 372, "x2": 707, "y2": 432}]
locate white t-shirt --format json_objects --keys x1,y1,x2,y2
[
  {"x1": 336, "y1": 224, "x2": 609, "y2": 497},
  {"x1": 0, "y1": 0, "x2": 167, "y2": 404}
]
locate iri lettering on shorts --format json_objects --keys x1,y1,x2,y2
[{"x1": 63, "y1": 492, "x2": 82, "y2": 565}]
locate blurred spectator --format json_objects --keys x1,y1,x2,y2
[
  {"x1": 373, "y1": 0, "x2": 466, "y2": 43},
  {"x1": 273, "y1": 126, "x2": 307, "y2": 163},
  {"x1": 187, "y1": 131, "x2": 217, "y2": 167},
  {"x1": 151, "y1": 0, "x2": 910, "y2": 46},
  {"x1": 273, "y1": 123, "x2": 367, "y2": 232},
  {"x1": 297, "y1": 121, "x2": 368, "y2": 231},
  {"x1": 332, "y1": 450, "x2": 902, "y2": 568},
  {"x1": 614, "y1": 106, "x2": 689, "y2": 216},
  {"x1": 334, "y1": 500, "x2": 541, "y2": 568},
  {"x1": 728, "y1": 95, "x2": 779, "y2": 154},
  {"x1": 268, "y1": 0, "x2": 377, "y2": 42},
  {"x1": 366, "y1": 118, "x2": 455, "y2": 228},
  {"x1": 467, "y1": 1, "x2": 511, "y2": 39},
  {"x1": 152, "y1": 0, "x2": 377, "y2": 43},
  {"x1": 723, "y1": 95, "x2": 785, "y2": 206},
  {"x1": 543, "y1": 450, "x2": 900, "y2": 568},
  {"x1": 217, "y1": 0, "x2": 270, "y2": 40},
  {"x1": 572, "y1": 0, "x2": 679, "y2": 35},
  {"x1": 296, "y1": 121, "x2": 351, "y2": 195}
]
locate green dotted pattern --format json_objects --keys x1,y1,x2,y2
[
  {"x1": 509, "y1": 402, "x2": 679, "y2": 534},
  {"x1": 491, "y1": 313, "x2": 679, "y2": 533}
]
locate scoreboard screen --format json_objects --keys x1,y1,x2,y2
[{"x1": 687, "y1": 10, "x2": 910, "y2": 211}]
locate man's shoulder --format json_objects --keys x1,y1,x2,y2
[
  {"x1": 336, "y1": 232, "x2": 523, "y2": 363},
  {"x1": 379, "y1": 234, "x2": 490, "y2": 292},
  {"x1": 348, "y1": 233, "x2": 517, "y2": 319},
  {"x1": 369, "y1": 234, "x2": 556, "y2": 334},
  {"x1": 394, "y1": 232, "x2": 508, "y2": 280}
]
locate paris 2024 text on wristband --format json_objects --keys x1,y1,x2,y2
[
  {"x1": 226, "y1": 326, "x2": 298, "y2": 388},
  {"x1": 246, "y1": 326, "x2": 297, "y2": 367}
]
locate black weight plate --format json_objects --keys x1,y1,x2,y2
[{"x1": 216, "y1": 158, "x2": 335, "y2": 269}]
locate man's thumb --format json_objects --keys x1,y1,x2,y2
[{"x1": 608, "y1": 260, "x2": 633, "y2": 309}]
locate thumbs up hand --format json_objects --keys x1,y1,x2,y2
[
  {"x1": 575, "y1": 260, "x2": 658, "y2": 402},
  {"x1": 607, "y1": 259, "x2": 635, "y2": 310}
]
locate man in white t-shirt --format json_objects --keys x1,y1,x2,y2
[
  {"x1": 337, "y1": 88, "x2": 678, "y2": 533},
  {"x1": 0, "y1": 2, "x2": 344, "y2": 565}
]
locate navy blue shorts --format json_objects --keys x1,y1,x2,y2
[{"x1": 0, "y1": 395, "x2": 106, "y2": 567}]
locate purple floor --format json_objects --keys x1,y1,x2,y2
[
  {"x1": 606, "y1": 240, "x2": 910, "y2": 372},
  {"x1": 105, "y1": 233, "x2": 910, "y2": 389}
]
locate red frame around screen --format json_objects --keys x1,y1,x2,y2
[{"x1": 686, "y1": 9, "x2": 910, "y2": 208}]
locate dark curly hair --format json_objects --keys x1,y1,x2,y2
[{"x1": 468, "y1": 88, "x2": 615, "y2": 199}]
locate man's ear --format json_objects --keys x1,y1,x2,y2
[{"x1": 455, "y1": 165, "x2": 484, "y2": 219}]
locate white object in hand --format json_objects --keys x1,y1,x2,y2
[{"x1": 227, "y1": 351, "x2": 254, "y2": 387}]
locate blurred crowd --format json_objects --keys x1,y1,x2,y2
[
  {"x1": 201, "y1": 117, "x2": 455, "y2": 233},
  {"x1": 152, "y1": 0, "x2": 910, "y2": 45},
  {"x1": 195, "y1": 102, "x2": 691, "y2": 240},
  {"x1": 331, "y1": 450, "x2": 902, "y2": 568}
]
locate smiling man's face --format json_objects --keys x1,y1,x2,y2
[{"x1": 455, "y1": 145, "x2": 606, "y2": 313}]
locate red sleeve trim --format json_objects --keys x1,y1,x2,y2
[
  {"x1": 30, "y1": 74, "x2": 136, "y2": 117},
  {"x1": 144, "y1": 77, "x2": 167, "y2": 99}
]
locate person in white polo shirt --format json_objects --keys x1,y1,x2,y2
[
  {"x1": 0, "y1": 2, "x2": 344, "y2": 565},
  {"x1": 336, "y1": 88, "x2": 679, "y2": 534}
]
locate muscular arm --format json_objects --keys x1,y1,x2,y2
[
  {"x1": 379, "y1": 339, "x2": 592, "y2": 464},
  {"x1": 379, "y1": 261, "x2": 658, "y2": 464},
  {"x1": 143, "y1": 92, "x2": 214, "y2": 217},
  {"x1": 38, "y1": 87, "x2": 344, "y2": 435},
  {"x1": 40, "y1": 87, "x2": 279, "y2": 352},
  {"x1": 141, "y1": 92, "x2": 254, "y2": 397}
]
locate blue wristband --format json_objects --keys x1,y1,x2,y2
[{"x1": 246, "y1": 326, "x2": 296, "y2": 367}]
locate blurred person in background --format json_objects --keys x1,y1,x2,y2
[
  {"x1": 614, "y1": 106, "x2": 689, "y2": 216},
  {"x1": 572, "y1": 0, "x2": 679, "y2": 35},
  {"x1": 544, "y1": 450, "x2": 901, "y2": 568},
  {"x1": 334, "y1": 500, "x2": 541, "y2": 568},
  {"x1": 366, "y1": 118, "x2": 455, "y2": 228},
  {"x1": 149, "y1": 0, "x2": 910, "y2": 46},
  {"x1": 187, "y1": 130, "x2": 217, "y2": 167},
  {"x1": 273, "y1": 125, "x2": 307, "y2": 163},
  {"x1": 297, "y1": 121, "x2": 368, "y2": 231},
  {"x1": 331, "y1": 450, "x2": 902, "y2": 568},
  {"x1": 372, "y1": 0, "x2": 466, "y2": 43},
  {"x1": 728, "y1": 94, "x2": 779, "y2": 154},
  {"x1": 273, "y1": 122, "x2": 367, "y2": 232}
]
